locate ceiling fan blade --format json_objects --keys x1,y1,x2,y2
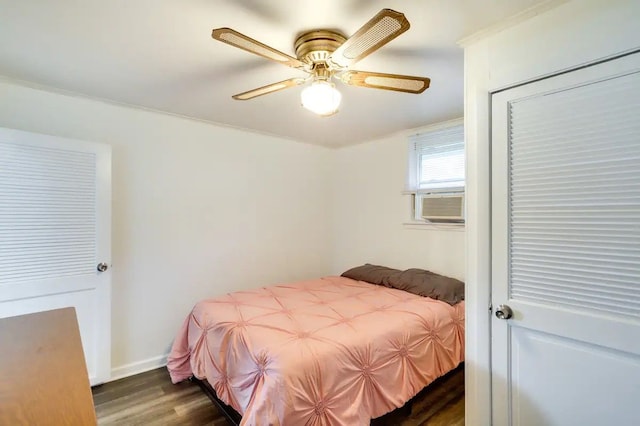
[
  {"x1": 212, "y1": 28, "x2": 309, "y2": 71},
  {"x1": 340, "y1": 70, "x2": 430, "y2": 94},
  {"x1": 328, "y1": 9, "x2": 410, "y2": 69},
  {"x1": 232, "y1": 78, "x2": 305, "y2": 100}
]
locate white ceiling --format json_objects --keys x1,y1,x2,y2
[{"x1": 0, "y1": 0, "x2": 546, "y2": 147}]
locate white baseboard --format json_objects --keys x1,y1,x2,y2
[{"x1": 108, "y1": 354, "x2": 168, "y2": 382}]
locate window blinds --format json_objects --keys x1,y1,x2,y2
[{"x1": 409, "y1": 124, "x2": 464, "y2": 191}]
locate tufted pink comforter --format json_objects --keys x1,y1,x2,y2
[{"x1": 167, "y1": 276, "x2": 464, "y2": 425}]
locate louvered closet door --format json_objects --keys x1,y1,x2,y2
[
  {"x1": 0, "y1": 128, "x2": 111, "y2": 385},
  {"x1": 491, "y1": 52, "x2": 640, "y2": 426}
]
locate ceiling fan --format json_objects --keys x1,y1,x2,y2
[{"x1": 212, "y1": 8, "x2": 430, "y2": 116}]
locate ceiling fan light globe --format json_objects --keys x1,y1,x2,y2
[{"x1": 301, "y1": 81, "x2": 342, "y2": 116}]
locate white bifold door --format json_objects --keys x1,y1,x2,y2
[
  {"x1": 491, "y1": 52, "x2": 640, "y2": 425},
  {"x1": 0, "y1": 128, "x2": 111, "y2": 385}
]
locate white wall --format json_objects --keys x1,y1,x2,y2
[
  {"x1": 463, "y1": 0, "x2": 640, "y2": 424},
  {"x1": 0, "y1": 80, "x2": 333, "y2": 378},
  {"x1": 331, "y1": 131, "x2": 466, "y2": 280}
]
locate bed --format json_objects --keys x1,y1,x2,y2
[{"x1": 167, "y1": 269, "x2": 464, "y2": 425}]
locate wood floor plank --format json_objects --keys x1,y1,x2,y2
[{"x1": 93, "y1": 365, "x2": 464, "y2": 425}]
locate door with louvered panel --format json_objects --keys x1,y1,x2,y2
[
  {"x1": 491, "y1": 52, "x2": 640, "y2": 425},
  {"x1": 0, "y1": 128, "x2": 111, "y2": 385}
]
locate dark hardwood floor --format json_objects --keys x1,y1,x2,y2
[{"x1": 93, "y1": 365, "x2": 464, "y2": 425}]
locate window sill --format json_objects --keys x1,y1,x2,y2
[{"x1": 402, "y1": 221, "x2": 466, "y2": 231}]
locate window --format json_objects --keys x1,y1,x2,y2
[
  {"x1": 409, "y1": 123, "x2": 465, "y2": 192},
  {"x1": 406, "y1": 122, "x2": 465, "y2": 223}
]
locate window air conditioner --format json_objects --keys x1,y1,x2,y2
[{"x1": 421, "y1": 194, "x2": 465, "y2": 222}]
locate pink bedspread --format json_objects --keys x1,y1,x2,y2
[{"x1": 167, "y1": 276, "x2": 464, "y2": 425}]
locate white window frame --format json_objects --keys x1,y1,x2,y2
[{"x1": 404, "y1": 119, "x2": 465, "y2": 227}]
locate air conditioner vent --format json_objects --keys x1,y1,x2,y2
[{"x1": 421, "y1": 194, "x2": 465, "y2": 222}]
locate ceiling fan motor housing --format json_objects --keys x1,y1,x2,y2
[{"x1": 294, "y1": 30, "x2": 347, "y2": 69}]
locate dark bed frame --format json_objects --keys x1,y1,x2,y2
[
  {"x1": 190, "y1": 372, "x2": 425, "y2": 426},
  {"x1": 191, "y1": 377, "x2": 242, "y2": 426}
]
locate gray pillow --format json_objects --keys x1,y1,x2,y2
[
  {"x1": 387, "y1": 268, "x2": 464, "y2": 305},
  {"x1": 340, "y1": 264, "x2": 401, "y2": 287}
]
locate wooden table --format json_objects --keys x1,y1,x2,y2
[{"x1": 0, "y1": 307, "x2": 97, "y2": 425}]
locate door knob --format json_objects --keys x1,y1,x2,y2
[
  {"x1": 97, "y1": 262, "x2": 109, "y2": 272},
  {"x1": 495, "y1": 304, "x2": 513, "y2": 320}
]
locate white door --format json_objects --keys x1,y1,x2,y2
[
  {"x1": 491, "y1": 52, "x2": 640, "y2": 425},
  {"x1": 0, "y1": 128, "x2": 111, "y2": 385}
]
